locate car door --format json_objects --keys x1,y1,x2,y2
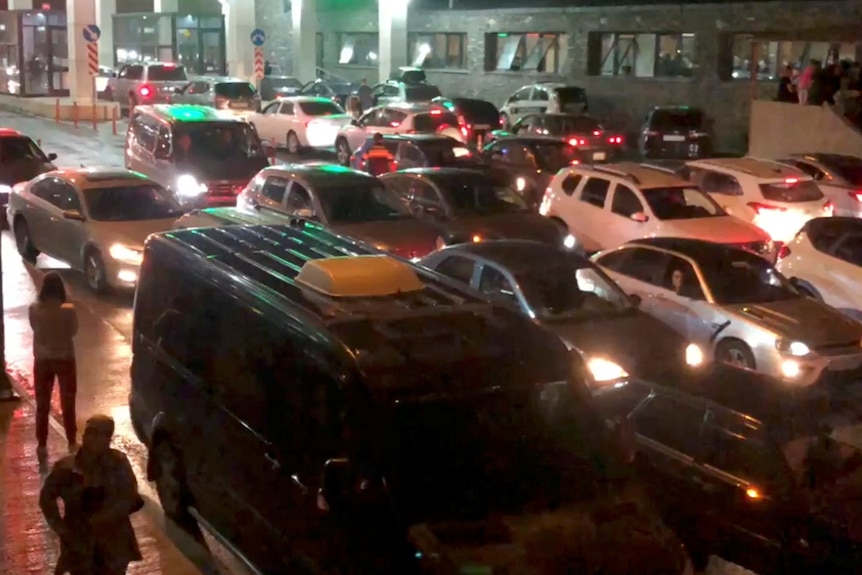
[
  {"x1": 406, "y1": 177, "x2": 448, "y2": 223},
  {"x1": 429, "y1": 253, "x2": 480, "y2": 288},
  {"x1": 656, "y1": 254, "x2": 714, "y2": 343},
  {"x1": 48, "y1": 180, "x2": 88, "y2": 265},
  {"x1": 275, "y1": 101, "x2": 299, "y2": 145},
  {"x1": 23, "y1": 177, "x2": 58, "y2": 249},
  {"x1": 282, "y1": 180, "x2": 318, "y2": 220},
  {"x1": 596, "y1": 246, "x2": 672, "y2": 319},
  {"x1": 476, "y1": 263, "x2": 523, "y2": 310},
  {"x1": 572, "y1": 176, "x2": 613, "y2": 251},
  {"x1": 27, "y1": 178, "x2": 80, "y2": 259},
  {"x1": 504, "y1": 87, "x2": 534, "y2": 124},
  {"x1": 251, "y1": 101, "x2": 281, "y2": 142},
  {"x1": 607, "y1": 183, "x2": 650, "y2": 246},
  {"x1": 122, "y1": 65, "x2": 144, "y2": 107},
  {"x1": 345, "y1": 109, "x2": 382, "y2": 150},
  {"x1": 825, "y1": 232, "x2": 862, "y2": 313},
  {"x1": 527, "y1": 86, "x2": 551, "y2": 116}
]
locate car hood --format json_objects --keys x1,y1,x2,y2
[
  {"x1": 0, "y1": 159, "x2": 56, "y2": 186},
  {"x1": 449, "y1": 212, "x2": 561, "y2": 244},
  {"x1": 89, "y1": 218, "x2": 179, "y2": 248},
  {"x1": 724, "y1": 298, "x2": 862, "y2": 346},
  {"x1": 332, "y1": 218, "x2": 440, "y2": 258},
  {"x1": 663, "y1": 216, "x2": 767, "y2": 244}
]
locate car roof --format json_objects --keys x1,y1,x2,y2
[
  {"x1": 275, "y1": 96, "x2": 338, "y2": 104},
  {"x1": 50, "y1": 167, "x2": 154, "y2": 187},
  {"x1": 263, "y1": 163, "x2": 376, "y2": 184},
  {"x1": 383, "y1": 102, "x2": 448, "y2": 112},
  {"x1": 373, "y1": 133, "x2": 457, "y2": 143},
  {"x1": 688, "y1": 157, "x2": 806, "y2": 179},
  {"x1": 392, "y1": 167, "x2": 490, "y2": 179},
  {"x1": 144, "y1": 104, "x2": 249, "y2": 123},
  {"x1": 0, "y1": 128, "x2": 24, "y2": 137},
  {"x1": 440, "y1": 240, "x2": 588, "y2": 273},
  {"x1": 624, "y1": 237, "x2": 755, "y2": 262},
  {"x1": 577, "y1": 162, "x2": 692, "y2": 189}
]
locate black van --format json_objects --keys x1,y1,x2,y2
[{"x1": 129, "y1": 220, "x2": 691, "y2": 574}]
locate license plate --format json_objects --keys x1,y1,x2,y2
[
  {"x1": 230, "y1": 102, "x2": 249, "y2": 109},
  {"x1": 663, "y1": 135, "x2": 685, "y2": 142},
  {"x1": 593, "y1": 152, "x2": 606, "y2": 161},
  {"x1": 830, "y1": 356, "x2": 862, "y2": 371},
  {"x1": 473, "y1": 124, "x2": 491, "y2": 130}
]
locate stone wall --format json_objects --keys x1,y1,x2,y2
[{"x1": 255, "y1": 0, "x2": 862, "y2": 152}]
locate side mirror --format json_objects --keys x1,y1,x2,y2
[
  {"x1": 47, "y1": 152, "x2": 57, "y2": 161},
  {"x1": 629, "y1": 212, "x2": 649, "y2": 223},
  {"x1": 62, "y1": 209, "x2": 84, "y2": 221},
  {"x1": 629, "y1": 294, "x2": 642, "y2": 307}
]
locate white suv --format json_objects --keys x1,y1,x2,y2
[
  {"x1": 676, "y1": 157, "x2": 834, "y2": 244},
  {"x1": 539, "y1": 162, "x2": 773, "y2": 257},
  {"x1": 499, "y1": 82, "x2": 587, "y2": 129}
]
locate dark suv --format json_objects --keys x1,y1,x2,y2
[
  {"x1": 638, "y1": 106, "x2": 712, "y2": 160},
  {"x1": 130, "y1": 221, "x2": 690, "y2": 575}
]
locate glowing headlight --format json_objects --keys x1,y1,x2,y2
[
  {"x1": 780, "y1": 359, "x2": 802, "y2": 379},
  {"x1": 563, "y1": 234, "x2": 576, "y2": 249},
  {"x1": 109, "y1": 243, "x2": 143, "y2": 265},
  {"x1": 175, "y1": 174, "x2": 207, "y2": 198},
  {"x1": 587, "y1": 357, "x2": 628, "y2": 383},
  {"x1": 685, "y1": 343, "x2": 705, "y2": 367},
  {"x1": 0, "y1": 184, "x2": 12, "y2": 195},
  {"x1": 776, "y1": 339, "x2": 810, "y2": 356},
  {"x1": 515, "y1": 177, "x2": 526, "y2": 192}
]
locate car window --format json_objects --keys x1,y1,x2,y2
[
  {"x1": 399, "y1": 143, "x2": 426, "y2": 166},
  {"x1": 409, "y1": 179, "x2": 444, "y2": 210},
  {"x1": 784, "y1": 160, "x2": 826, "y2": 181},
  {"x1": 84, "y1": 184, "x2": 181, "y2": 221},
  {"x1": 495, "y1": 143, "x2": 532, "y2": 165},
  {"x1": 286, "y1": 182, "x2": 313, "y2": 212},
  {"x1": 262, "y1": 176, "x2": 289, "y2": 203},
  {"x1": 808, "y1": 225, "x2": 844, "y2": 253},
  {"x1": 146, "y1": 64, "x2": 187, "y2": 82},
  {"x1": 381, "y1": 109, "x2": 409, "y2": 127},
  {"x1": 130, "y1": 112, "x2": 158, "y2": 152},
  {"x1": 508, "y1": 87, "x2": 532, "y2": 103},
  {"x1": 0, "y1": 136, "x2": 48, "y2": 162},
  {"x1": 560, "y1": 174, "x2": 583, "y2": 196},
  {"x1": 45, "y1": 179, "x2": 81, "y2": 211},
  {"x1": 579, "y1": 177, "x2": 611, "y2": 208},
  {"x1": 632, "y1": 395, "x2": 706, "y2": 455},
  {"x1": 279, "y1": 102, "x2": 295, "y2": 115},
  {"x1": 125, "y1": 65, "x2": 144, "y2": 80},
  {"x1": 478, "y1": 265, "x2": 518, "y2": 304},
  {"x1": 759, "y1": 179, "x2": 824, "y2": 203},
  {"x1": 358, "y1": 109, "x2": 381, "y2": 127},
  {"x1": 663, "y1": 256, "x2": 705, "y2": 300},
  {"x1": 595, "y1": 249, "x2": 631, "y2": 272},
  {"x1": 532, "y1": 88, "x2": 549, "y2": 102},
  {"x1": 215, "y1": 82, "x2": 256, "y2": 99},
  {"x1": 699, "y1": 250, "x2": 799, "y2": 305},
  {"x1": 701, "y1": 422, "x2": 789, "y2": 487},
  {"x1": 512, "y1": 116, "x2": 539, "y2": 134},
  {"x1": 832, "y1": 234, "x2": 862, "y2": 267},
  {"x1": 191, "y1": 81, "x2": 210, "y2": 94},
  {"x1": 699, "y1": 171, "x2": 742, "y2": 196},
  {"x1": 435, "y1": 255, "x2": 476, "y2": 285},
  {"x1": 611, "y1": 185, "x2": 644, "y2": 218},
  {"x1": 262, "y1": 102, "x2": 279, "y2": 115},
  {"x1": 298, "y1": 100, "x2": 344, "y2": 116},
  {"x1": 29, "y1": 178, "x2": 55, "y2": 202},
  {"x1": 614, "y1": 247, "x2": 671, "y2": 286},
  {"x1": 642, "y1": 186, "x2": 724, "y2": 220},
  {"x1": 412, "y1": 112, "x2": 460, "y2": 133},
  {"x1": 154, "y1": 126, "x2": 171, "y2": 158}
]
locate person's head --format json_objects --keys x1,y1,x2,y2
[
  {"x1": 671, "y1": 268, "x2": 685, "y2": 292},
  {"x1": 373, "y1": 132, "x2": 384, "y2": 145},
  {"x1": 361, "y1": 78, "x2": 368, "y2": 85},
  {"x1": 783, "y1": 65, "x2": 793, "y2": 77},
  {"x1": 81, "y1": 414, "x2": 114, "y2": 456},
  {"x1": 38, "y1": 272, "x2": 67, "y2": 304}
]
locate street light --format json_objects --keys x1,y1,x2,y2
[{"x1": 0, "y1": 235, "x2": 21, "y2": 402}]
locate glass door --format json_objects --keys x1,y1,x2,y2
[
  {"x1": 22, "y1": 25, "x2": 49, "y2": 95},
  {"x1": 200, "y1": 30, "x2": 225, "y2": 75},
  {"x1": 48, "y1": 26, "x2": 68, "y2": 94}
]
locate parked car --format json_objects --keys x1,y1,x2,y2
[
  {"x1": 380, "y1": 167, "x2": 569, "y2": 247},
  {"x1": 106, "y1": 62, "x2": 189, "y2": 114},
  {"x1": 593, "y1": 237, "x2": 862, "y2": 386},
  {"x1": 298, "y1": 78, "x2": 357, "y2": 108},
  {"x1": 499, "y1": 82, "x2": 588, "y2": 128},
  {"x1": 541, "y1": 163, "x2": 773, "y2": 257},
  {"x1": 0, "y1": 128, "x2": 57, "y2": 225},
  {"x1": 248, "y1": 97, "x2": 353, "y2": 154},
  {"x1": 371, "y1": 80, "x2": 442, "y2": 107},
  {"x1": 387, "y1": 66, "x2": 426, "y2": 84},
  {"x1": 420, "y1": 240, "x2": 706, "y2": 384},
  {"x1": 259, "y1": 75, "x2": 303, "y2": 100},
  {"x1": 638, "y1": 106, "x2": 712, "y2": 160},
  {"x1": 6, "y1": 168, "x2": 181, "y2": 292},
  {"x1": 777, "y1": 153, "x2": 862, "y2": 218},
  {"x1": 236, "y1": 164, "x2": 440, "y2": 259},
  {"x1": 170, "y1": 77, "x2": 260, "y2": 115},
  {"x1": 431, "y1": 96, "x2": 500, "y2": 146},
  {"x1": 776, "y1": 216, "x2": 862, "y2": 320},
  {"x1": 350, "y1": 134, "x2": 480, "y2": 174}
]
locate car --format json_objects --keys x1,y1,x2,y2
[
  {"x1": 248, "y1": 96, "x2": 353, "y2": 154},
  {"x1": 489, "y1": 113, "x2": 624, "y2": 164},
  {"x1": 236, "y1": 164, "x2": 440, "y2": 259},
  {"x1": 593, "y1": 237, "x2": 862, "y2": 386},
  {"x1": 482, "y1": 135, "x2": 584, "y2": 208},
  {"x1": 540, "y1": 163, "x2": 773, "y2": 257},
  {"x1": 671, "y1": 157, "x2": 834, "y2": 244},
  {"x1": 499, "y1": 82, "x2": 588, "y2": 128},
  {"x1": 387, "y1": 66, "x2": 426, "y2": 84},
  {"x1": 350, "y1": 134, "x2": 480, "y2": 174},
  {"x1": 334, "y1": 103, "x2": 464, "y2": 165},
  {"x1": 259, "y1": 75, "x2": 303, "y2": 101},
  {"x1": 776, "y1": 217, "x2": 862, "y2": 320},
  {"x1": 596, "y1": 369, "x2": 862, "y2": 574},
  {"x1": 637, "y1": 106, "x2": 712, "y2": 160},
  {"x1": 170, "y1": 77, "x2": 260, "y2": 115},
  {"x1": 106, "y1": 61, "x2": 189, "y2": 114},
  {"x1": 0, "y1": 128, "x2": 58, "y2": 224},
  {"x1": 129, "y1": 222, "x2": 690, "y2": 574},
  {"x1": 777, "y1": 153, "x2": 862, "y2": 218},
  {"x1": 370, "y1": 80, "x2": 442, "y2": 107},
  {"x1": 125, "y1": 104, "x2": 269, "y2": 208},
  {"x1": 419, "y1": 240, "x2": 706, "y2": 384},
  {"x1": 431, "y1": 96, "x2": 500, "y2": 146},
  {"x1": 379, "y1": 167, "x2": 570, "y2": 248},
  {"x1": 298, "y1": 78, "x2": 358, "y2": 108},
  {"x1": 6, "y1": 168, "x2": 182, "y2": 292}
]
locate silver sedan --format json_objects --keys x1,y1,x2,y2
[{"x1": 6, "y1": 168, "x2": 183, "y2": 292}]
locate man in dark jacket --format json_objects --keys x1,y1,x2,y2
[{"x1": 358, "y1": 79, "x2": 374, "y2": 113}]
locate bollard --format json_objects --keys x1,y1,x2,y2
[
  {"x1": 92, "y1": 101, "x2": 97, "y2": 131},
  {"x1": 112, "y1": 106, "x2": 117, "y2": 136},
  {"x1": 54, "y1": 98, "x2": 60, "y2": 123},
  {"x1": 269, "y1": 138, "x2": 277, "y2": 164},
  {"x1": 72, "y1": 102, "x2": 79, "y2": 128}
]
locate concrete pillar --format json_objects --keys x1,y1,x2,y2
[
  {"x1": 154, "y1": 0, "x2": 177, "y2": 48},
  {"x1": 378, "y1": 0, "x2": 408, "y2": 82},
  {"x1": 223, "y1": 0, "x2": 255, "y2": 81},
  {"x1": 8, "y1": 0, "x2": 33, "y2": 8},
  {"x1": 153, "y1": 0, "x2": 178, "y2": 11},
  {"x1": 95, "y1": 0, "x2": 115, "y2": 68},
  {"x1": 67, "y1": 0, "x2": 97, "y2": 103},
  {"x1": 292, "y1": 0, "x2": 317, "y2": 82}
]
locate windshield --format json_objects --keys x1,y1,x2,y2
[
  {"x1": 651, "y1": 109, "x2": 704, "y2": 130},
  {"x1": 147, "y1": 65, "x2": 187, "y2": 82},
  {"x1": 518, "y1": 261, "x2": 633, "y2": 320},
  {"x1": 418, "y1": 141, "x2": 477, "y2": 166},
  {"x1": 84, "y1": 184, "x2": 182, "y2": 221},
  {"x1": 404, "y1": 85, "x2": 442, "y2": 102},
  {"x1": 451, "y1": 99, "x2": 500, "y2": 126},
  {"x1": 699, "y1": 251, "x2": 800, "y2": 305},
  {"x1": 215, "y1": 82, "x2": 256, "y2": 99},
  {"x1": 0, "y1": 136, "x2": 48, "y2": 162},
  {"x1": 436, "y1": 177, "x2": 528, "y2": 214},
  {"x1": 318, "y1": 182, "x2": 409, "y2": 223},
  {"x1": 532, "y1": 141, "x2": 579, "y2": 172},
  {"x1": 412, "y1": 112, "x2": 460, "y2": 132},
  {"x1": 759, "y1": 179, "x2": 824, "y2": 203},
  {"x1": 269, "y1": 77, "x2": 302, "y2": 90},
  {"x1": 544, "y1": 115, "x2": 602, "y2": 134},
  {"x1": 642, "y1": 186, "x2": 724, "y2": 220},
  {"x1": 824, "y1": 158, "x2": 862, "y2": 185},
  {"x1": 172, "y1": 122, "x2": 266, "y2": 161},
  {"x1": 299, "y1": 100, "x2": 345, "y2": 116}
]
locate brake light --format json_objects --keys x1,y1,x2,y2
[
  {"x1": 850, "y1": 191, "x2": 862, "y2": 202},
  {"x1": 785, "y1": 178, "x2": 798, "y2": 184},
  {"x1": 457, "y1": 114, "x2": 467, "y2": 126},
  {"x1": 823, "y1": 200, "x2": 834, "y2": 216},
  {"x1": 748, "y1": 202, "x2": 786, "y2": 215},
  {"x1": 138, "y1": 85, "x2": 152, "y2": 97},
  {"x1": 460, "y1": 126, "x2": 468, "y2": 138},
  {"x1": 390, "y1": 121, "x2": 401, "y2": 127},
  {"x1": 608, "y1": 136, "x2": 623, "y2": 144},
  {"x1": 592, "y1": 130, "x2": 601, "y2": 136},
  {"x1": 568, "y1": 138, "x2": 586, "y2": 146},
  {"x1": 429, "y1": 109, "x2": 443, "y2": 115},
  {"x1": 777, "y1": 244, "x2": 791, "y2": 260}
]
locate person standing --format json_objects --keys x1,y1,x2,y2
[
  {"x1": 797, "y1": 60, "x2": 817, "y2": 105},
  {"x1": 364, "y1": 133, "x2": 395, "y2": 176},
  {"x1": 358, "y1": 78, "x2": 373, "y2": 113},
  {"x1": 40, "y1": 414, "x2": 143, "y2": 575},
  {"x1": 30, "y1": 272, "x2": 79, "y2": 458},
  {"x1": 776, "y1": 66, "x2": 798, "y2": 102}
]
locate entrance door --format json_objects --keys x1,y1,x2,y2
[
  {"x1": 200, "y1": 30, "x2": 225, "y2": 75},
  {"x1": 22, "y1": 25, "x2": 49, "y2": 95},
  {"x1": 48, "y1": 26, "x2": 68, "y2": 95}
]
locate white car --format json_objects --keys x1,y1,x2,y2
[
  {"x1": 539, "y1": 162, "x2": 774, "y2": 258},
  {"x1": 675, "y1": 157, "x2": 833, "y2": 244},
  {"x1": 248, "y1": 96, "x2": 354, "y2": 154},
  {"x1": 499, "y1": 82, "x2": 588, "y2": 128},
  {"x1": 777, "y1": 153, "x2": 862, "y2": 218},
  {"x1": 776, "y1": 216, "x2": 862, "y2": 321},
  {"x1": 334, "y1": 102, "x2": 464, "y2": 166}
]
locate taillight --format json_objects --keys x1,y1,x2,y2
[
  {"x1": 748, "y1": 202, "x2": 786, "y2": 215},
  {"x1": 592, "y1": 130, "x2": 601, "y2": 136},
  {"x1": 850, "y1": 191, "x2": 862, "y2": 202},
  {"x1": 608, "y1": 136, "x2": 623, "y2": 144},
  {"x1": 823, "y1": 200, "x2": 834, "y2": 216},
  {"x1": 777, "y1": 244, "x2": 791, "y2": 260},
  {"x1": 390, "y1": 121, "x2": 401, "y2": 128},
  {"x1": 460, "y1": 126, "x2": 468, "y2": 138},
  {"x1": 138, "y1": 85, "x2": 152, "y2": 97},
  {"x1": 568, "y1": 138, "x2": 586, "y2": 146}
]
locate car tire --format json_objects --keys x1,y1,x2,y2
[
  {"x1": 84, "y1": 248, "x2": 110, "y2": 294},
  {"x1": 13, "y1": 218, "x2": 39, "y2": 263},
  {"x1": 500, "y1": 112, "x2": 510, "y2": 129},
  {"x1": 335, "y1": 137, "x2": 351, "y2": 166},
  {"x1": 152, "y1": 440, "x2": 193, "y2": 524},
  {"x1": 287, "y1": 131, "x2": 302, "y2": 155},
  {"x1": 716, "y1": 338, "x2": 756, "y2": 370}
]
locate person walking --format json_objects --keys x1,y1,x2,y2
[
  {"x1": 358, "y1": 78, "x2": 374, "y2": 113},
  {"x1": 40, "y1": 414, "x2": 143, "y2": 575},
  {"x1": 30, "y1": 272, "x2": 79, "y2": 459}
]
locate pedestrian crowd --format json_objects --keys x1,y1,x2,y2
[{"x1": 776, "y1": 58, "x2": 862, "y2": 127}]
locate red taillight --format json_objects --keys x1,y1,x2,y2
[
  {"x1": 568, "y1": 138, "x2": 586, "y2": 146},
  {"x1": 785, "y1": 178, "x2": 798, "y2": 184},
  {"x1": 430, "y1": 109, "x2": 442, "y2": 116},
  {"x1": 850, "y1": 191, "x2": 862, "y2": 202},
  {"x1": 748, "y1": 202, "x2": 786, "y2": 215},
  {"x1": 460, "y1": 126, "x2": 468, "y2": 138},
  {"x1": 390, "y1": 121, "x2": 401, "y2": 128},
  {"x1": 139, "y1": 85, "x2": 152, "y2": 97},
  {"x1": 592, "y1": 130, "x2": 601, "y2": 136},
  {"x1": 608, "y1": 136, "x2": 623, "y2": 144},
  {"x1": 777, "y1": 244, "x2": 791, "y2": 260},
  {"x1": 823, "y1": 200, "x2": 834, "y2": 215}
]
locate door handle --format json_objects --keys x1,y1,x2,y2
[{"x1": 264, "y1": 451, "x2": 281, "y2": 471}]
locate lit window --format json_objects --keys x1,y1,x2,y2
[
  {"x1": 337, "y1": 33, "x2": 379, "y2": 66},
  {"x1": 486, "y1": 33, "x2": 565, "y2": 73},
  {"x1": 408, "y1": 33, "x2": 466, "y2": 69},
  {"x1": 726, "y1": 37, "x2": 859, "y2": 81},
  {"x1": 590, "y1": 33, "x2": 696, "y2": 78}
]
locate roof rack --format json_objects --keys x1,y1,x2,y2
[{"x1": 589, "y1": 165, "x2": 640, "y2": 185}]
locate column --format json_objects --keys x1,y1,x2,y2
[
  {"x1": 223, "y1": 0, "x2": 255, "y2": 81},
  {"x1": 67, "y1": 0, "x2": 97, "y2": 103},
  {"x1": 291, "y1": 0, "x2": 317, "y2": 82},
  {"x1": 95, "y1": 0, "x2": 115, "y2": 68},
  {"x1": 154, "y1": 0, "x2": 177, "y2": 54},
  {"x1": 8, "y1": 0, "x2": 33, "y2": 8},
  {"x1": 153, "y1": 0, "x2": 178, "y2": 11},
  {"x1": 378, "y1": 0, "x2": 408, "y2": 82}
]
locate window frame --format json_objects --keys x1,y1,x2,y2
[
  {"x1": 578, "y1": 176, "x2": 611, "y2": 209},
  {"x1": 486, "y1": 32, "x2": 565, "y2": 73},
  {"x1": 408, "y1": 32, "x2": 467, "y2": 70},
  {"x1": 590, "y1": 32, "x2": 696, "y2": 78},
  {"x1": 337, "y1": 32, "x2": 380, "y2": 66}
]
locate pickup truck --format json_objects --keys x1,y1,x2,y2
[{"x1": 106, "y1": 62, "x2": 189, "y2": 115}]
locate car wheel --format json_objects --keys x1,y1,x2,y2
[
  {"x1": 335, "y1": 138, "x2": 351, "y2": 166},
  {"x1": 287, "y1": 131, "x2": 302, "y2": 155},
  {"x1": 13, "y1": 218, "x2": 39, "y2": 262},
  {"x1": 716, "y1": 339, "x2": 756, "y2": 370},
  {"x1": 152, "y1": 440, "x2": 193, "y2": 524},
  {"x1": 500, "y1": 113, "x2": 510, "y2": 129},
  {"x1": 84, "y1": 249, "x2": 110, "y2": 294}
]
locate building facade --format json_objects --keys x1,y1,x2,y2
[{"x1": 256, "y1": 0, "x2": 862, "y2": 151}]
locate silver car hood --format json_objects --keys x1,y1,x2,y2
[{"x1": 89, "y1": 218, "x2": 178, "y2": 248}]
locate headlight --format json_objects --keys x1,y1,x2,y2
[
  {"x1": 515, "y1": 177, "x2": 526, "y2": 192},
  {"x1": 563, "y1": 234, "x2": 576, "y2": 249},
  {"x1": 176, "y1": 174, "x2": 207, "y2": 198},
  {"x1": 685, "y1": 343, "x2": 705, "y2": 367},
  {"x1": 0, "y1": 184, "x2": 12, "y2": 195},
  {"x1": 109, "y1": 243, "x2": 143, "y2": 265},
  {"x1": 781, "y1": 359, "x2": 802, "y2": 379},
  {"x1": 776, "y1": 339, "x2": 810, "y2": 356},
  {"x1": 587, "y1": 357, "x2": 628, "y2": 383}
]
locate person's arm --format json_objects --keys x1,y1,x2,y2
[
  {"x1": 39, "y1": 463, "x2": 71, "y2": 538},
  {"x1": 90, "y1": 454, "x2": 138, "y2": 525}
]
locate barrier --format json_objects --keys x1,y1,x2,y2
[
  {"x1": 91, "y1": 101, "x2": 97, "y2": 131},
  {"x1": 54, "y1": 98, "x2": 60, "y2": 123},
  {"x1": 112, "y1": 106, "x2": 117, "y2": 136},
  {"x1": 72, "y1": 102, "x2": 79, "y2": 128}
]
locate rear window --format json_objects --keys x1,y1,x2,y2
[
  {"x1": 650, "y1": 109, "x2": 704, "y2": 130},
  {"x1": 399, "y1": 69, "x2": 427, "y2": 84},
  {"x1": 555, "y1": 87, "x2": 586, "y2": 103},
  {"x1": 299, "y1": 100, "x2": 345, "y2": 116},
  {"x1": 146, "y1": 65, "x2": 187, "y2": 82},
  {"x1": 412, "y1": 112, "x2": 460, "y2": 132},
  {"x1": 759, "y1": 179, "x2": 824, "y2": 203},
  {"x1": 546, "y1": 115, "x2": 602, "y2": 133},
  {"x1": 215, "y1": 82, "x2": 256, "y2": 99},
  {"x1": 826, "y1": 158, "x2": 862, "y2": 185},
  {"x1": 452, "y1": 99, "x2": 500, "y2": 126},
  {"x1": 404, "y1": 85, "x2": 442, "y2": 102}
]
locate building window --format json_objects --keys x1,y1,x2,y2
[
  {"x1": 409, "y1": 33, "x2": 466, "y2": 69},
  {"x1": 726, "y1": 37, "x2": 858, "y2": 81},
  {"x1": 484, "y1": 33, "x2": 565, "y2": 73},
  {"x1": 590, "y1": 32, "x2": 695, "y2": 78},
  {"x1": 337, "y1": 33, "x2": 379, "y2": 66}
]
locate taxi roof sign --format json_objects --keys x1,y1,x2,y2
[{"x1": 295, "y1": 255, "x2": 425, "y2": 298}]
